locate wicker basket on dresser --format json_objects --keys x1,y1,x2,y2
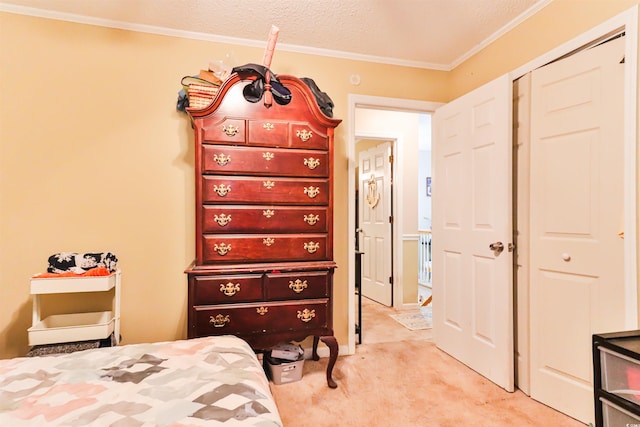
[{"x1": 185, "y1": 73, "x2": 341, "y2": 388}]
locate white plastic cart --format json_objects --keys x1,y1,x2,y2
[{"x1": 28, "y1": 270, "x2": 121, "y2": 346}]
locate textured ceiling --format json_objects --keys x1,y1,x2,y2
[{"x1": 0, "y1": 0, "x2": 548, "y2": 69}]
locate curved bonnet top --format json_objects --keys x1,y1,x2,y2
[{"x1": 187, "y1": 73, "x2": 341, "y2": 129}]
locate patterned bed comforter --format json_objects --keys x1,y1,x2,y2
[{"x1": 0, "y1": 335, "x2": 283, "y2": 426}]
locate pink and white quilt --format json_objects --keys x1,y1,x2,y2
[{"x1": 0, "y1": 335, "x2": 283, "y2": 426}]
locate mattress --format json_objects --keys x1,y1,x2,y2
[{"x1": 0, "y1": 335, "x2": 283, "y2": 426}]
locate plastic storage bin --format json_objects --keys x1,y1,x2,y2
[
  {"x1": 266, "y1": 353, "x2": 304, "y2": 385},
  {"x1": 593, "y1": 330, "x2": 640, "y2": 426},
  {"x1": 601, "y1": 398, "x2": 640, "y2": 426},
  {"x1": 600, "y1": 346, "x2": 640, "y2": 404}
]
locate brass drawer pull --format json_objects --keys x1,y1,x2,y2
[
  {"x1": 304, "y1": 157, "x2": 320, "y2": 170},
  {"x1": 220, "y1": 282, "x2": 240, "y2": 296},
  {"x1": 296, "y1": 129, "x2": 312, "y2": 142},
  {"x1": 263, "y1": 209, "x2": 275, "y2": 218},
  {"x1": 303, "y1": 214, "x2": 319, "y2": 226},
  {"x1": 263, "y1": 152, "x2": 274, "y2": 161},
  {"x1": 213, "y1": 243, "x2": 231, "y2": 256},
  {"x1": 213, "y1": 184, "x2": 231, "y2": 197},
  {"x1": 257, "y1": 306, "x2": 269, "y2": 315},
  {"x1": 304, "y1": 241, "x2": 319, "y2": 254},
  {"x1": 304, "y1": 186, "x2": 320, "y2": 198},
  {"x1": 223, "y1": 124, "x2": 239, "y2": 137},
  {"x1": 263, "y1": 237, "x2": 275, "y2": 246},
  {"x1": 297, "y1": 309, "x2": 316, "y2": 323},
  {"x1": 214, "y1": 214, "x2": 231, "y2": 227},
  {"x1": 264, "y1": 180, "x2": 275, "y2": 189},
  {"x1": 213, "y1": 153, "x2": 231, "y2": 166},
  {"x1": 263, "y1": 122, "x2": 274, "y2": 131},
  {"x1": 210, "y1": 314, "x2": 230, "y2": 327},
  {"x1": 289, "y1": 279, "x2": 308, "y2": 294}
]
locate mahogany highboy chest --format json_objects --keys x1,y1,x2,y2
[{"x1": 185, "y1": 73, "x2": 341, "y2": 388}]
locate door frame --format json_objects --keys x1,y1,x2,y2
[{"x1": 347, "y1": 96, "x2": 443, "y2": 354}]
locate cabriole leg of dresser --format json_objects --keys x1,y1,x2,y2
[{"x1": 312, "y1": 335, "x2": 338, "y2": 389}]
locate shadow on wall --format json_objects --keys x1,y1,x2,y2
[{"x1": 2, "y1": 301, "x2": 32, "y2": 357}]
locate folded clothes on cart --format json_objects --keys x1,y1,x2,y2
[{"x1": 46, "y1": 252, "x2": 118, "y2": 274}]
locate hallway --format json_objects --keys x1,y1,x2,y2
[{"x1": 359, "y1": 296, "x2": 433, "y2": 345}]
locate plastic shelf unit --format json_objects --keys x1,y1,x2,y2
[
  {"x1": 593, "y1": 330, "x2": 640, "y2": 426},
  {"x1": 28, "y1": 270, "x2": 121, "y2": 347}
]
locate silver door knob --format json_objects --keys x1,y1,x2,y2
[{"x1": 489, "y1": 242, "x2": 504, "y2": 253}]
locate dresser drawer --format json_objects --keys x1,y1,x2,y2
[
  {"x1": 247, "y1": 120, "x2": 289, "y2": 147},
  {"x1": 191, "y1": 274, "x2": 263, "y2": 304},
  {"x1": 202, "y1": 234, "x2": 329, "y2": 263},
  {"x1": 290, "y1": 123, "x2": 329, "y2": 150},
  {"x1": 202, "y1": 176, "x2": 329, "y2": 205},
  {"x1": 265, "y1": 271, "x2": 330, "y2": 300},
  {"x1": 201, "y1": 118, "x2": 246, "y2": 144},
  {"x1": 202, "y1": 206, "x2": 328, "y2": 233},
  {"x1": 203, "y1": 145, "x2": 328, "y2": 177},
  {"x1": 246, "y1": 121, "x2": 328, "y2": 150},
  {"x1": 193, "y1": 300, "x2": 329, "y2": 336}
]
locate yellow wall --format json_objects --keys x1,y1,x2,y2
[
  {"x1": 2, "y1": 0, "x2": 640, "y2": 358},
  {"x1": 449, "y1": 0, "x2": 639, "y2": 98},
  {"x1": 403, "y1": 241, "x2": 419, "y2": 304},
  {"x1": 0, "y1": 12, "x2": 447, "y2": 358}
]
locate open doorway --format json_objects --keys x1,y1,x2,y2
[{"x1": 349, "y1": 103, "x2": 441, "y2": 349}]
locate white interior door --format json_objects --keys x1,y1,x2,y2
[
  {"x1": 432, "y1": 74, "x2": 514, "y2": 391},
  {"x1": 529, "y1": 35, "x2": 626, "y2": 424},
  {"x1": 359, "y1": 142, "x2": 392, "y2": 306}
]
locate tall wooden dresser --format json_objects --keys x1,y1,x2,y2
[{"x1": 185, "y1": 72, "x2": 341, "y2": 388}]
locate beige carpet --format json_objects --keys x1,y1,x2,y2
[
  {"x1": 270, "y1": 339, "x2": 585, "y2": 427},
  {"x1": 360, "y1": 297, "x2": 433, "y2": 344}
]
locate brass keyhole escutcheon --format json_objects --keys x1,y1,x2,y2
[
  {"x1": 263, "y1": 237, "x2": 275, "y2": 246},
  {"x1": 263, "y1": 152, "x2": 274, "y2": 161}
]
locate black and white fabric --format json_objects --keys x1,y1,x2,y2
[{"x1": 47, "y1": 252, "x2": 118, "y2": 274}]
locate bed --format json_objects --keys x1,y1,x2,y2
[{"x1": 0, "y1": 335, "x2": 283, "y2": 426}]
